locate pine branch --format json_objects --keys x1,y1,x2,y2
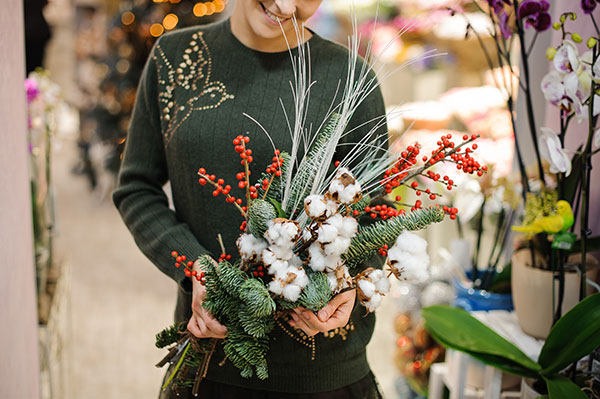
[
  {"x1": 155, "y1": 324, "x2": 184, "y2": 349},
  {"x1": 239, "y1": 278, "x2": 277, "y2": 318},
  {"x1": 343, "y1": 206, "x2": 446, "y2": 270},
  {"x1": 298, "y1": 270, "x2": 332, "y2": 311}
]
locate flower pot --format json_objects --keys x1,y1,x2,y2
[
  {"x1": 511, "y1": 248, "x2": 598, "y2": 339},
  {"x1": 521, "y1": 378, "x2": 546, "y2": 399},
  {"x1": 453, "y1": 275, "x2": 514, "y2": 312}
]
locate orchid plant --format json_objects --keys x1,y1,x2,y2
[{"x1": 455, "y1": 1, "x2": 600, "y2": 318}]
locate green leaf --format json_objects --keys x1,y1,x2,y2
[
  {"x1": 422, "y1": 306, "x2": 540, "y2": 373},
  {"x1": 539, "y1": 293, "x2": 600, "y2": 375},
  {"x1": 543, "y1": 375, "x2": 587, "y2": 399},
  {"x1": 428, "y1": 329, "x2": 539, "y2": 378},
  {"x1": 268, "y1": 198, "x2": 287, "y2": 219}
]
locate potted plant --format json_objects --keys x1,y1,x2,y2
[
  {"x1": 456, "y1": 0, "x2": 600, "y2": 337},
  {"x1": 422, "y1": 293, "x2": 600, "y2": 398},
  {"x1": 449, "y1": 171, "x2": 520, "y2": 311}
]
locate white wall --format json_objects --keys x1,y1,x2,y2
[{"x1": 0, "y1": 1, "x2": 41, "y2": 398}]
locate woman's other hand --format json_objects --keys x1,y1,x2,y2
[
  {"x1": 187, "y1": 258, "x2": 227, "y2": 339},
  {"x1": 288, "y1": 289, "x2": 356, "y2": 336}
]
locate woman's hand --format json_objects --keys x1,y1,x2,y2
[
  {"x1": 288, "y1": 289, "x2": 356, "y2": 336},
  {"x1": 187, "y1": 258, "x2": 227, "y2": 339}
]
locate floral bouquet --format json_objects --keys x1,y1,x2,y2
[{"x1": 154, "y1": 23, "x2": 487, "y2": 395}]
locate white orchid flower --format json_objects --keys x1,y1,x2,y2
[
  {"x1": 541, "y1": 70, "x2": 567, "y2": 107},
  {"x1": 553, "y1": 40, "x2": 580, "y2": 75},
  {"x1": 594, "y1": 128, "x2": 600, "y2": 150},
  {"x1": 539, "y1": 127, "x2": 572, "y2": 176}
]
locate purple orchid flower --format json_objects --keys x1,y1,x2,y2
[
  {"x1": 581, "y1": 0, "x2": 597, "y2": 14},
  {"x1": 518, "y1": 0, "x2": 552, "y2": 32},
  {"x1": 498, "y1": 12, "x2": 513, "y2": 38},
  {"x1": 25, "y1": 78, "x2": 40, "y2": 104},
  {"x1": 487, "y1": 0, "x2": 512, "y2": 15}
]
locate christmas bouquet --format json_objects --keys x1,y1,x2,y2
[{"x1": 155, "y1": 24, "x2": 487, "y2": 395}]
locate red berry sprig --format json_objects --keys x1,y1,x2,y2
[
  {"x1": 260, "y1": 149, "x2": 284, "y2": 199},
  {"x1": 442, "y1": 205, "x2": 459, "y2": 220},
  {"x1": 374, "y1": 133, "x2": 487, "y2": 219},
  {"x1": 197, "y1": 167, "x2": 246, "y2": 217},
  {"x1": 233, "y1": 135, "x2": 255, "y2": 203},
  {"x1": 171, "y1": 251, "x2": 205, "y2": 284}
]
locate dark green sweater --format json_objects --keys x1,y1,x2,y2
[{"x1": 113, "y1": 19, "x2": 387, "y2": 393}]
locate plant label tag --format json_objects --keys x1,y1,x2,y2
[{"x1": 552, "y1": 232, "x2": 577, "y2": 250}]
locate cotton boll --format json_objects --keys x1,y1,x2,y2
[
  {"x1": 262, "y1": 249, "x2": 277, "y2": 265},
  {"x1": 317, "y1": 224, "x2": 339, "y2": 244},
  {"x1": 325, "y1": 214, "x2": 344, "y2": 231},
  {"x1": 268, "y1": 280, "x2": 284, "y2": 296},
  {"x1": 283, "y1": 284, "x2": 302, "y2": 302},
  {"x1": 304, "y1": 195, "x2": 328, "y2": 220},
  {"x1": 375, "y1": 276, "x2": 391, "y2": 294},
  {"x1": 269, "y1": 260, "x2": 289, "y2": 278},
  {"x1": 394, "y1": 231, "x2": 428, "y2": 254},
  {"x1": 358, "y1": 279, "x2": 376, "y2": 298},
  {"x1": 293, "y1": 267, "x2": 309, "y2": 288},
  {"x1": 308, "y1": 244, "x2": 327, "y2": 272},
  {"x1": 339, "y1": 217, "x2": 358, "y2": 238},
  {"x1": 365, "y1": 293, "x2": 382, "y2": 312},
  {"x1": 282, "y1": 222, "x2": 300, "y2": 242},
  {"x1": 368, "y1": 269, "x2": 384, "y2": 282},
  {"x1": 269, "y1": 244, "x2": 294, "y2": 261},
  {"x1": 326, "y1": 272, "x2": 338, "y2": 291},
  {"x1": 399, "y1": 253, "x2": 430, "y2": 284},
  {"x1": 237, "y1": 234, "x2": 268, "y2": 261},
  {"x1": 339, "y1": 184, "x2": 360, "y2": 204},
  {"x1": 289, "y1": 254, "x2": 303, "y2": 268},
  {"x1": 324, "y1": 237, "x2": 351, "y2": 257},
  {"x1": 328, "y1": 179, "x2": 345, "y2": 196},
  {"x1": 325, "y1": 200, "x2": 339, "y2": 217},
  {"x1": 323, "y1": 255, "x2": 343, "y2": 272}
]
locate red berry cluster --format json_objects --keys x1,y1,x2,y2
[
  {"x1": 378, "y1": 244, "x2": 389, "y2": 256},
  {"x1": 442, "y1": 205, "x2": 459, "y2": 220},
  {"x1": 198, "y1": 168, "x2": 244, "y2": 206},
  {"x1": 171, "y1": 251, "x2": 205, "y2": 284},
  {"x1": 260, "y1": 149, "x2": 284, "y2": 195},
  {"x1": 252, "y1": 265, "x2": 266, "y2": 278},
  {"x1": 447, "y1": 135, "x2": 487, "y2": 176},
  {"x1": 381, "y1": 144, "x2": 421, "y2": 194},
  {"x1": 364, "y1": 204, "x2": 405, "y2": 220},
  {"x1": 218, "y1": 253, "x2": 232, "y2": 262},
  {"x1": 234, "y1": 135, "x2": 253, "y2": 165}
]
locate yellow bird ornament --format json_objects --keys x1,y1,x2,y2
[{"x1": 512, "y1": 200, "x2": 574, "y2": 235}]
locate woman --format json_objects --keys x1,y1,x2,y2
[{"x1": 113, "y1": 1, "x2": 387, "y2": 397}]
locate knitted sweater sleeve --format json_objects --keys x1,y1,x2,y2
[{"x1": 112, "y1": 42, "x2": 209, "y2": 291}]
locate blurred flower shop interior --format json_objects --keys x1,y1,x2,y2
[{"x1": 3, "y1": 0, "x2": 600, "y2": 398}]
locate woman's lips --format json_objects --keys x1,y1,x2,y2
[{"x1": 259, "y1": 2, "x2": 290, "y2": 26}]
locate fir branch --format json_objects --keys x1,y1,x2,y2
[
  {"x1": 343, "y1": 207, "x2": 446, "y2": 270},
  {"x1": 239, "y1": 278, "x2": 277, "y2": 318},
  {"x1": 297, "y1": 270, "x2": 332, "y2": 311},
  {"x1": 155, "y1": 324, "x2": 184, "y2": 349}
]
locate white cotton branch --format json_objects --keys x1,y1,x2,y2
[
  {"x1": 237, "y1": 233, "x2": 268, "y2": 262},
  {"x1": 393, "y1": 231, "x2": 428, "y2": 254}
]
